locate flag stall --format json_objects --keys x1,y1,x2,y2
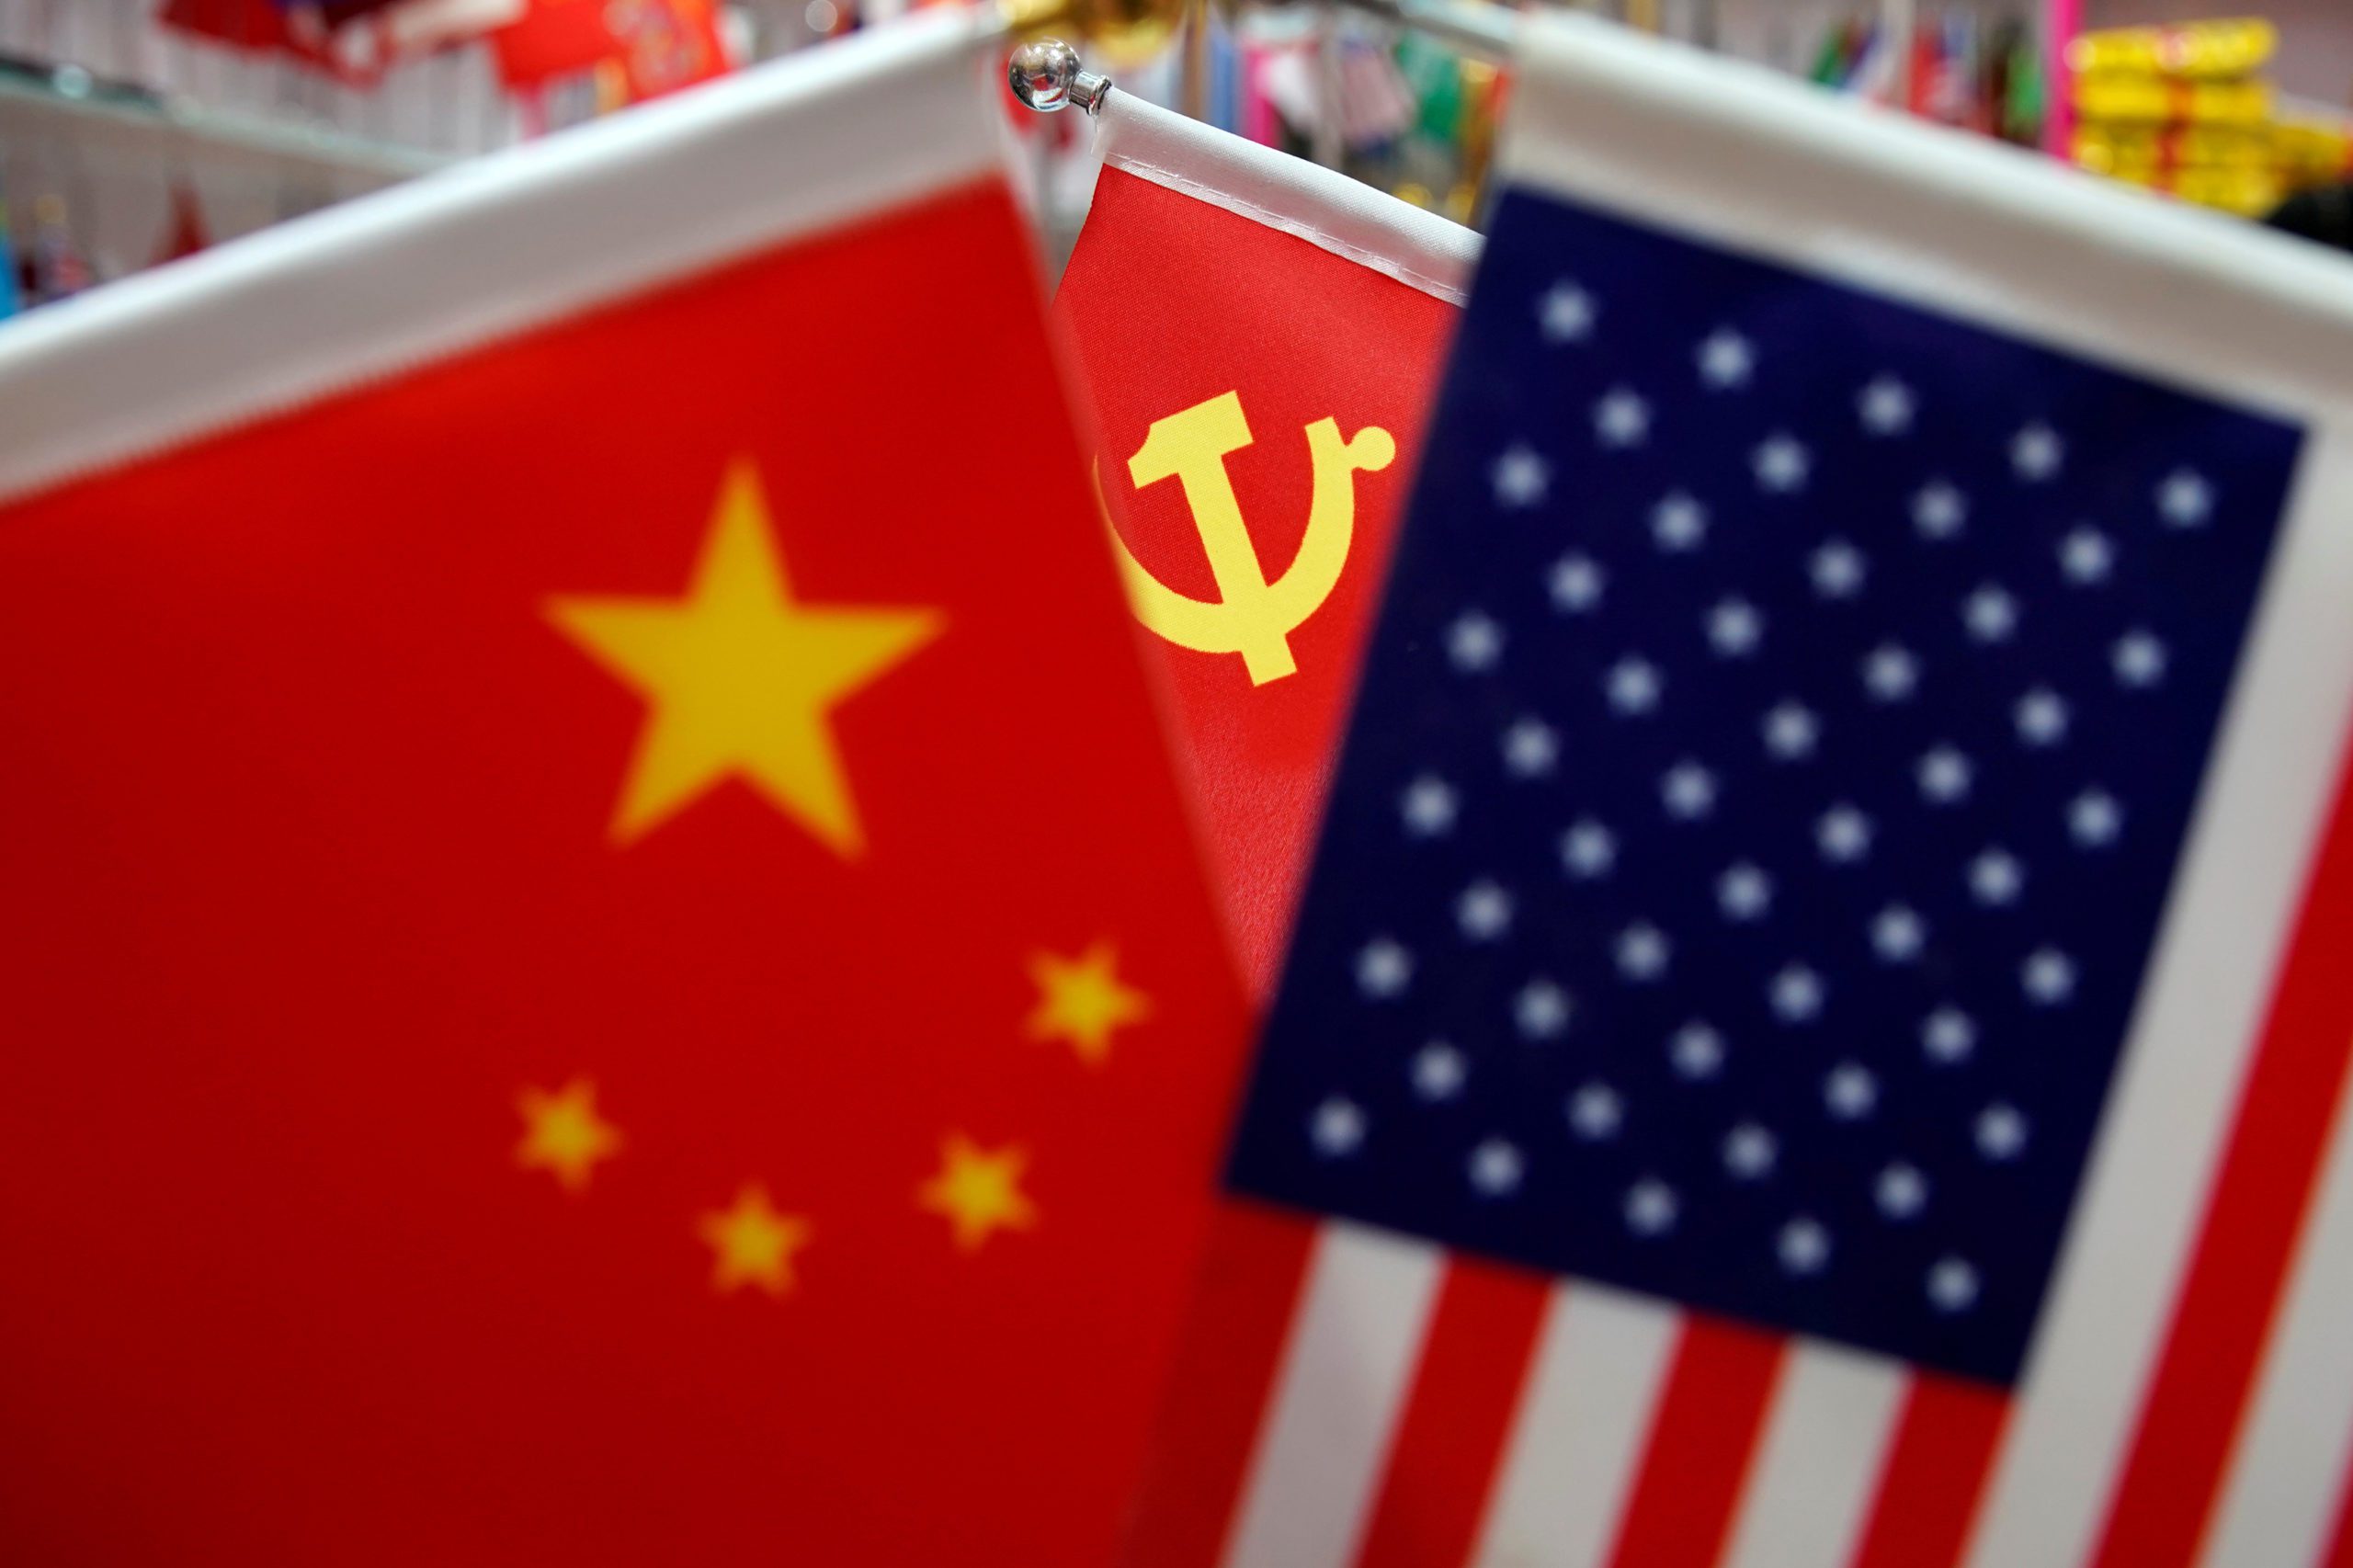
[
  {"x1": 0, "y1": 0, "x2": 790, "y2": 302},
  {"x1": 0, "y1": 52, "x2": 446, "y2": 301},
  {"x1": 5, "y1": 1, "x2": 2341, "y2": 310},
  {"x1": 9, "y1": 0, "x2": 2353, "y2": 1566},
  {"x1": 1016, "y1": 0, "x2": 2353, "y2": 246}
]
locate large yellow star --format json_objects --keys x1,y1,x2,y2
[
  {"x1": 515, "y1": 1077, "x2": 623, "y2": 1193},
  {"x1": 918, "y1": 1134, "x2": 1038, "y2": 1253},
  {"x1": 698, "y1": 1183, "x2": 813, "y2": 1296},
  {"x1": 1026, "y1": 940, "x2": 1151, "y2": 1066},
  {"x1": 548, "y1": 460, "x2": 943, "y2": 852}
]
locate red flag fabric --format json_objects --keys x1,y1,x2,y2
[
  {"x1": 155, "y1": 185, "x2": 210, "y2": 265},
  {"x1": 162, "y1": 0, "x2": 398, "y2": 74},
  {"x1": 164, "y1": 0, "x2": 518, "y2": 77},
  {"x1": 1055, "y1": 94, "x2": 1477, "y2": 996},
  {"x1": 162, "y1": 0, "x2": 320, "y2": 61},
  {"x1": 492, "y1": 0, "x2": 730, "y2": 97},
  {"x1": 0, "y1": 21, "x2": 1248, "y2": 1568}
]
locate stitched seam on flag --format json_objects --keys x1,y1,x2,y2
[{"x1": 1108, "y1": 154, "x2": 1472, "y2": 306}]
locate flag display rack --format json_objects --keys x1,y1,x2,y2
[
  {"x1": 1334, "y1": 0, "x2": 1517, "y2": 63},
  {"x1": 1010, "y1": 0, "x2": 1516, "y2": 118},
  {"x1": 0, "y1": 58, "x2": 449, "y2": 187}
]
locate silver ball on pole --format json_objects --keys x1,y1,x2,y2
[
  {"x1": 1008, "y1": 38, "x2": 1084, "y2": 111},
  {"x1": 1007, "y1": 38, "x2": 1111, "y2": 114}
]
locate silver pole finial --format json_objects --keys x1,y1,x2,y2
[{"x1": 1007, "y1": 38, "x2": 1112, "y2": 115}]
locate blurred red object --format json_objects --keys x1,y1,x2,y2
[
  {"x1": 161, "y1": 0, "x2": 512, "y2": 79},
  {"x1": 492, "y1": 0, "x2": 732, "y2": 99},
  {"x1": 160, "y1": 0, "x2": 337, "y2": 68},
  {"x1": 153, "y1": 187, "x2": 210, "y2": 267}
]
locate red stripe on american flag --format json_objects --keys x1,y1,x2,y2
[
  {"x1": 2326, "y1": 1462, "x2": 2353, "y2": 1568},
  {"x1": 1120, "y1": 1200, "x2": 1319, "y2": 1568},
  {"x1": 1603, "y1": 1317, "x2": 1786, "y2": 1568},
  {"x1": 1348, "y1": 1258, "x2": 1552, "y2": 1568},
  {"x1": 1847, "y1": 1372, "x2": 2009, "y2": 1568},
  {"x1": 2089, "y1": 743, "x2": 2353, "y2": 1568}
]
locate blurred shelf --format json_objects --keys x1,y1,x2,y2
[{"x1": 0, "y1": 58, "x2": 449, "y2": 183}]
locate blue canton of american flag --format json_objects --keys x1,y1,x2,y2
[{"x1": 1224, "y1": 192, "x2": 2302, "y2": 1386}]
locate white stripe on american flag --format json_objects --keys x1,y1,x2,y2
[
  {"x1": 1468, "y1": 1282, "x2": 1677, "y2": 1568},
  {"x1": 2198, "y1": 1050, "x2": 2353, "y2": 1568},
  {"x1": 1963, "y1": 432, "x2": 2353, "y2": 1568},
  {"x1": 1220, "y1": 1222, "x2": 1444, "y2": 1568},
  {"x1": 1718, "y1": 1344, "x2": 1906, "y2": 1568}
]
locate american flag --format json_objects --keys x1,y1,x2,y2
[{"x1": 1120, "y1": 144, "x2": 2353, "y2": 1568}]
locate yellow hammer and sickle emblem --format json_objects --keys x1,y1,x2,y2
[{"x1": 1097, "y1": 391, "x2": 1395, "y2": 686}]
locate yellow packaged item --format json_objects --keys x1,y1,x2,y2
[
  {"x1": 2066, "y1": 17, "x2": 2276, "y2": 80},
  {"x1": 2168, "y1": 165, "x2": 2284, "y2": 215},
  {"x1": 2073, "y1": 72, "x2": 2272, "y2": 127},
  {"x1": 2275, "y1": 119, "x2": 2353, "y2": 184},
  {"x1": 2074, "y1": 123, "x2": 2268, "y2": 171}
]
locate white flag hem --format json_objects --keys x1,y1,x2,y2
[
  {"x1": 1095, "y1": 93, "x2": 1481, "y2": 306},
  {"x1": 1500, "y1": 13, "x2": 2353, "y2": 422},
  {"x1": 0, "y1": 9, "x2": 1005, "y2": 506}
]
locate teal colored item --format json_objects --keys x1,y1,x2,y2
[
  {"x1": 1398, "y1": 32, "x2": 1462, "y2": 144},
  {"x1": 0, "y1": 200, "x2": 19, "y2": 321}
]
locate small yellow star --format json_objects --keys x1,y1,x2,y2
[
  {"x1": 548, "y1": 460, "x2": 943, "y2": 853},
  {"x1": 918, "y1": 1134, "x2": 1038, "y2": 1253},
  {"x1": 1026, "y1": 940, "x2": 1151, "y2": 1065},
  {"x1": 697, "y1": 1184, "x2": 813, "y2": 1297},
  {"x1": 515, "y1": 1078, "x2": 623, "y2": 1193}
]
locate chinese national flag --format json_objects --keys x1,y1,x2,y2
[
  {"x1": 0, "y1": 22, "x2": 1247, "y2": 1568},
  {"x1": 1056, "y1": 94, "x2": 1476, "y2": 995}
]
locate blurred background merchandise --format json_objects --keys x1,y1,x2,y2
[
  {"x1": 2067, "y1": 17, "x2": 2353, "y2": 215},
  {"x1": 0, "y1": 0, "x2": 2347, "y2": 311}
]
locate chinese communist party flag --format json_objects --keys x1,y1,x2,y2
[
  {"x1": 0, "y1": 20, "x2": 1249, "y2": 1568},
  {"x1": 1053, "y1": 97, "x2": 1476, "y2": 1568},
  {"x1": 1056, "y1": 92, "x2": 1478, "y2": 997}
]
